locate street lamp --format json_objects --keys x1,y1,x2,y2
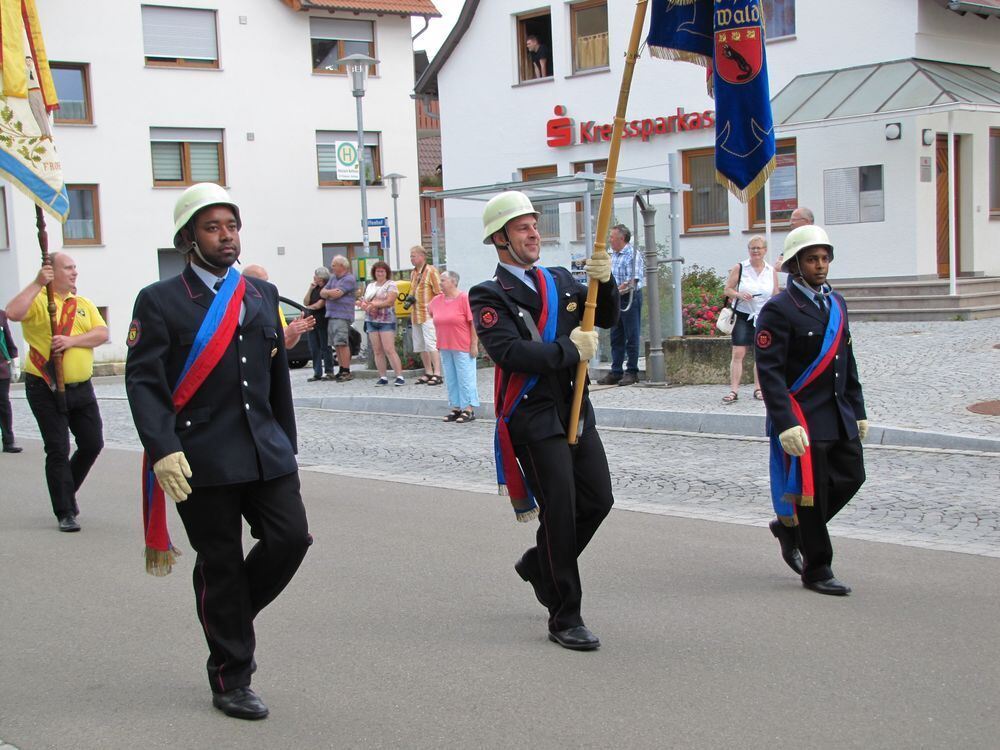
[
  {"x1": 383, "y1": 172, "x2": 405, "y2": 270},
  {"x1": 334, "y1": 53, "x2": 380, "y2": 260}
]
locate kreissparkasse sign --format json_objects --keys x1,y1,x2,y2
[{"x1": 546, "y1": 104, "x2": 715, "y2": 148}]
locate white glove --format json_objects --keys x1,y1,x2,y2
[
  {"x1": 778, "y1": 426, "x2": 810, "y2": 457},
  {"x1": 857, "y1": 419, "x2": 869, "y2": 441},
  {"x1": 10, "y1": 356, "x2": 19, "y2": 382},
  {"x1": 584, "y1": 254, "x2": 611, "y2": 283},
  {"x1": 153, "y1": 451, "x2": 193, "y2": 503},
  {"x1": 569, "y1": 326, "x2": 598, "y2": 362}
]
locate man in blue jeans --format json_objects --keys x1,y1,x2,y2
[{"x1": 598, "y1": 225, "x2": 645, "y2": 386}]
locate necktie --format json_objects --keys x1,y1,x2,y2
[
  {"x1": 213, "y1": 278, "x2": 224, "y2": 292},
  {"x1": 815, "y1": 293, "x2": 827, "y2": 313}
]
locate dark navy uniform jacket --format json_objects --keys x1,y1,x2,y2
[
  {"x1": 125, "y1": 265, "x2": 298, "y2": 487},
  {"x1": 755, "y1": 283, "x2": 866, "y2": 442},
  {"x1": 470, "y1": 265, "x2": 619, "y2": 444}
]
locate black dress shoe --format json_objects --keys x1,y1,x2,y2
[
  {"x1": 769, "y1": 519, "x2": 803, "y2": 575},
  {"x1": 803, "y1": 577, "x2": 852, "y2": 596},
  {"x1": 548, "y1": 625, "x2": 601, "y2": 651},
  {"x1": 2, "y1": 444, "x2": 22, "y2": 453},
  {"x1": 514, "y1": 555, "x2": 553, "y2": 609},
  {"x1": 596, "y1": 373, "x2": 622, "y2": 386},
  {"x1": 212, "y1": 687, "x2": 269, "y2": 720},
  {"x1": 618, "y1": 372, "x2": 638, "y2": 386},
  {"x1": 58, "y1": 514, "x2": 81, "y2": 532}
]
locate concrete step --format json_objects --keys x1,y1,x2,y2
[
  {"x1": 848, "y1": 304, "x2": 1000, "y2": 322},
  {"x1": 844, "y1": 290, "x2": 1000, "y2": 310},
  {"x1": 834, "y1": 276, "x2": 1000, "y2": 298}
]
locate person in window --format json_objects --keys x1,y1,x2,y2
[{"x1": 526, "y1": 35, "x2": 552, "y2": 79}]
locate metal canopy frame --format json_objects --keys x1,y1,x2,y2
[{"x1": 419, "y1": 172, "x2": 680, "y2": 205}]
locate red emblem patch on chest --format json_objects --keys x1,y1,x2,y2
[
  {"x1": 479, "y1": 307, "x2": 499, "y2": 329},
  {"x1": 755, "y1": 330, "x2": 772, "y2": 349},
  {"x1": 126, "y1": 319, "x2": 141, "y2": 348}
]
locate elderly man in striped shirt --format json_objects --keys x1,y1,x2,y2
[{"x1": 598, "y1": 224, "x2": 645, "y2": 386}]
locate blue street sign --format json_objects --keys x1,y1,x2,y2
[
  {"x1": 367, "y1": 217, "x2": 388, "y2": 227},
  {"x1": 380, "y1": 226, "x2": 390, "y2": 250}
]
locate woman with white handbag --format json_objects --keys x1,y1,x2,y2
[{"x1": 721, "y1": 235, "x2": 779, "y2": 404}]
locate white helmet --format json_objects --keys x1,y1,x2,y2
[
  {"x1": 782, "y1": 224, "x2": 833, "y2": 271},
  {"x1": 173, "y1": 183, "x2": 241, "y2": 249},
  {"x1": 482, "y1": 191, "x2": 539, "y2": 244}
]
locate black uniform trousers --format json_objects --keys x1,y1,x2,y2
[
  {"x1": 798, "y1": 437, "x2": 865, "y2": 583},
  {"x1": 24, "y1": 375, "x2": 104, "y2": 519},
  {"x1": 0, "y1": 378, "x2": 14, "y2": 448},
  {"x1": 175, "y1": 470, "x2": 310, "y2": 694},
  {"x1": 514, "y1": 427, "x2": 614, "y2": 631}
]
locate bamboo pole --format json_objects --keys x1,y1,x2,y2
[
  {"x1": 567, "y1": 0, "x2": 648, "y2": 444},
  {"x1": 36, "y1": 205, "x2": 66, "y2": 411}
]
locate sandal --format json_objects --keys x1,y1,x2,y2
[
  {"x1": 415, "y1": 374, "x2": 431, "y2": 385},
  {"x1": 443, "y1": 408, "x2": 462, "y2": 422},
  {"x1": 753, "y1": 389, "x2": 764, "y2": 401},
  {"x1": 427, "y1": 375, "x2": 443, "y2": 386},
  {"x1": 722, "y1": 391, "x2": 738, "y2": 404},
  {"x1": 454, "y1": 409, "x2": 475, "y2": 423}
]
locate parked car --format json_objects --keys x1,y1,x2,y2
[{"x1": 278, "y1": 296, "x2": 313, "y2": 369}]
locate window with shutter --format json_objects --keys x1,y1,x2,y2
[
  {"x1": 64, "y1": 185, "x2": 101, "y2": 245},
  {"x1": 310, "y1": 17, "x2": 376, "y2": 74},
  {"x1": 141, "y1": 5, "x2": 219, "y2": 68},
  {"x1": 150, "y1": 128, "x2": 225, "y2": 186}
]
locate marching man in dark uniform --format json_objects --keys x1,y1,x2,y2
[
  {"x1": 755, "y1": 225, "x2": 867, "y2": 596},
  {"x1": 125, "y1": 184, "x2": 311, "y2": 719},
  {"x1": 470, "y1": 191, "x2": 618, "y2": 650}
]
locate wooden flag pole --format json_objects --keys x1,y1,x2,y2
[
  {"x1": 36, "y1": 204, "x2": 67, "y2": 411},
  {"x1": 567, "y1": 0, "x2": 648, "y2": 444}
]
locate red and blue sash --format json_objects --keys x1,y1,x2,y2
[
  {"x1": 28, "y1": 295, "x2": 76, "y2": 386},
  {"x1": 143, "y1": 271, "x2": 246, "y2": 575},
  {"x1": 768, "y1": 295, "x2": 844, "y2": 525},
  {"x1": 493, "y1": 267, "x2": 558, "y2": 522}
]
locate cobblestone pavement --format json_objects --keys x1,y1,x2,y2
[
  {"x1": 281, "y1": 319, "x2": 1000, "y2": 437},
  {"x1": 11, "y1": 390, "x2": 999, "y2": 559}
]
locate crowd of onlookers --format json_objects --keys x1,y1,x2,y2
[{"x1": 298, "y1": 244, "x2": 479, "y2": 423}]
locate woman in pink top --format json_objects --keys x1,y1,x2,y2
[{"x1": 427, "y1": 271, "x2": 480, "y2": 423}]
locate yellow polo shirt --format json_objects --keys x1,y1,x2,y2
[{"x1": 22, "y1": 291, "x2": 106, "y2": 383}]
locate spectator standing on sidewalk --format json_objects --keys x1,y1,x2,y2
[
  {"x1": 5, "y1": 253, "x2": 107, "y2": 532},
  {"x1": 321, "y1": 256, "x2": 357, "y2": 381},
  {"x1": 597, "y1": 224, "x2": 644, "y2": 386},
  {"x1": 721, "y1": 235, "x2": 778, "y2": 405},
  {"x1": 428, "y1": 270, "x2": 479, "y2": 423},
  {"x1": 756, "y1": 224, "x2": 867, "y2": 597},
  {"x1": 409, "y1": 245, "x2": 442, "y2": 386},
  {"x1": 358, "y1": 261, "x2": 405, "y2": 386},
  {"x1": 304, "y1": 267, "x2": 333, "y2": 382},
  {"x1": 242, "y1": 264, "x2": 314, "y2": 350},
  {"x1": 0, "y1": 309, "x2": 22, "y2": 453}
]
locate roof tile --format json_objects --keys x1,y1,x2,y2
[{"x1": 291, "y1": 0, "x2": 440, "y2": 16}]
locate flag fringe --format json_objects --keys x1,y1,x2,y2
[
  {"x1": 716, "y1": 155, "x2": 776, "y2": 204},
  {"x1": 648, "y1": 45, "x2": 711, "y2": 70}
]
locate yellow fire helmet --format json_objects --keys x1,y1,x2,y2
[{"x1": 482, "y1": 190, "x2": 540, "y2": 244}]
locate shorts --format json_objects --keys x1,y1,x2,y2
[
  {"x1": 731, "y1": 310, "x2": 755, "y2": 347},
  {"x1": 411, "y1": 320, "x2": 438, "y2": 353},
  {"x1": 327, "y1": 317, "x2": 352, "y2": 347},
  {"x1": 365, "y1": 321, "x2": 396, "y2": 333}
]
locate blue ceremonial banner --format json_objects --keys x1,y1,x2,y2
[{"x1": 648, "y1": 0, "x2": 776, "y2": 202}]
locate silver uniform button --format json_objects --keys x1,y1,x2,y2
[
  {"x1": 243, "y1": 380, "x2": 248, "y2": 387},
  {"x1": 522, "y1": 394, "x2": 528, "y2": 400},
  {"x1": 241, "y1": 356, "x2": 247, "y2": 363},
  {"x1": 808, "y1": 332, "x2": 814, "y2": 337},
  {"x1": 245, "y1": 403, "x2": 250, "y2": 410},
  {"x1": 239, "y1": 334, "x2": 243, "y2": 341},
  {"x1": 184, "y1": 420, "x2": 191, "y2": 427}
]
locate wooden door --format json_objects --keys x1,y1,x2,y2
[{"x1": 936, "y1": 135, "x2": 961, "y2": 278}]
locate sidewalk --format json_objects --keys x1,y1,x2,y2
[{"x1": 282, "y1": 319, "x2": 1000, "y2": 452}]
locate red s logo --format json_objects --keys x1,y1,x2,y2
[{"x1": 546, "y1": 105, "x2": 574, "y2": 148}]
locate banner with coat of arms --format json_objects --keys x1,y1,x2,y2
[
  {"x1": 647, "y1": 0, "x2": 776, "y2": 202},
  {"x1": 0, "y1": 0, "x2": 69, "y2": 222}
]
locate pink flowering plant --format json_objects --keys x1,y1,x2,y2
[{"x1": 681, "y1": 265, "x2": 726, "y2": 336}]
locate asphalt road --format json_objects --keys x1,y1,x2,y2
[{"x1": 2, "y1": 444, "x2": 999, "y2": 749}]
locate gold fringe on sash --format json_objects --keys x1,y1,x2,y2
[{"x1": 145, "y1": 545, "x2": 182, "y2": 577}]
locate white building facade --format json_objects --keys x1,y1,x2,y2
[
  {"x1": 0, "y1": 0, "x2": 439, "y2": 361},
  {"x1": 419, "y1": 0, "x2": 1000, "y2": 308}
]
